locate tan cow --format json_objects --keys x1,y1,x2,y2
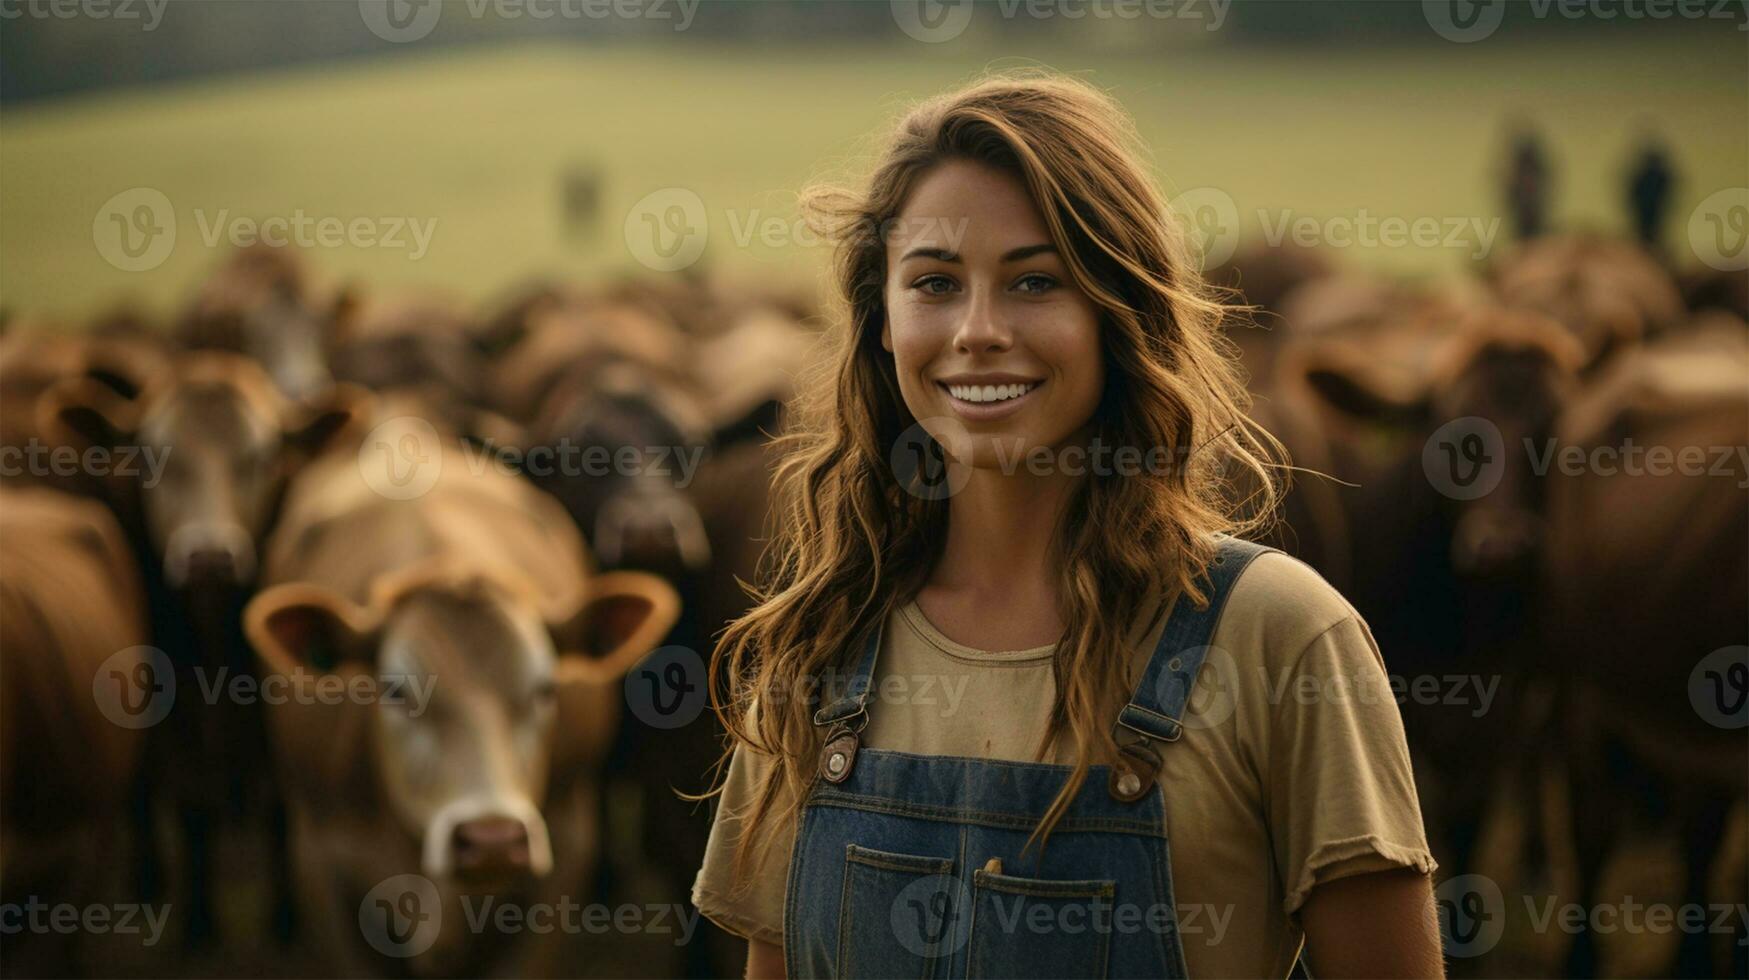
[
  {"x1": 178, "y1": 243, "x2": 338, "y2": 401},
  {"x1": 243, "y1": 425, "x2": 679, "y2": 976},
  {"x1": 0, "y1": 487, "x2": 155, "y2": 973}
]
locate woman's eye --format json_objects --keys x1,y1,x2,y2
[
  {"x1": 911, "y1": 274, "x2": 956, "y2": 296},
  {"x1": 1013, "y1": 273, "x2": 1057, "y2": 295}
]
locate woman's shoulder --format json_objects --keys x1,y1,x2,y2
[{"x1": 1216, "y1": 548, "x2": 1369, "y2": 670}]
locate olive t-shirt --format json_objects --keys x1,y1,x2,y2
[{"x1": 690, "y1": 552, "x2": 1437, "y2": 978}]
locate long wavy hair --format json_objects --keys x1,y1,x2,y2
[{"x1": 703, "y1": 69, "x2": 1284, "y2": 890}]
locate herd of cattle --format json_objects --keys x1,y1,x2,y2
[{"x1": 0, "y1": 235, "x2": 1743, "y2": 978}]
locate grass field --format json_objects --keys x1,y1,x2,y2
[{"x1": 2, "y1": 30, "x2": 1744, "y2": 319}]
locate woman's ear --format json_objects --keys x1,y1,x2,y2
[{"x1": 881, "y1": 317, "x2": 894, "y2": 353}]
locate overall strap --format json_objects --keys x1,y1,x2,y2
[
  {"x1": 1117, "y1": 536, "x2": 1272, "y2": 744},
  {"x1": 811, "y1": 618, "x2": 885, "y2": 730}
]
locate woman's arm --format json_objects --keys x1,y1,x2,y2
[
  {"x1": 746, "y1": 937, "x2": 785, "y2": 979},
  {"x1": 1301, "y1": 868, "x2": 1445, "y2": 978}
]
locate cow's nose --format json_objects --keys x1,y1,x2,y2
[
  {"x1": 594, "y1": 493, "x2": 710, "y2": 572},
  {"x1": 164, "y1": 522, "x2": 256, "y2": 589},
  {"x1": 450, "y1": 816, "x2": 532, "y2": 877},
  {"x1": 1453, "y1": 509, "x2": 1540, "y2": 577}
]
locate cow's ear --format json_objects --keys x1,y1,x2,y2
[
  {"x1": 283, "y1": 382, "x2": 366, "y2": 457},
  {"x1": 550, "y1": 571, "x2": 680, "y2": 684},
  {"x1": 245, "y1": 583, "x2": 380, "y2": 675},
  {"x1": 38, "y1": 376, "x2": 140, "y2": 450},
  {"x1": 1303, "y1": 365, "x2": 1430, "y2": 427}
]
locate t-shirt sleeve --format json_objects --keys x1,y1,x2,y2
[
  {"x1": 1265, "y1": 613, "x2": 1438, "y2": 916},
  {"x1": 689, "y1": 735, "x2": 796, "y2": 946}
]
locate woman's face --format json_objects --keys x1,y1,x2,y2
[{"x1": 882, "y1": 158, "x2": 1104, "y2": 471}]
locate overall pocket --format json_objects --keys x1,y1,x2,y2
[
  {"x1": 966, "y1": 869, "x2": 1115, "y2": 979},
  {"x1": 837, "y1": 844, "x2": 959, "y2": 979}
]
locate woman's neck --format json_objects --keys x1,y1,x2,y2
[{"x1": 917, "y1": 461, "x2": 1082, "y2": 650}]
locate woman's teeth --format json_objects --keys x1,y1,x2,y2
[{"x1": 946, "y1": 382, "x2": 1037, "y2": 403}]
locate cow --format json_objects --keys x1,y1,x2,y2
[
  {"x1": 39, "y1": 351, "x2": 356, "y2": 946},
  {"x1": 325, "y1": 289, "x2": 504, "y2": 440},
  {"x1": 1262, "y1": 301, "x2": 1588, "y2": 884},
  {"x1": 0, "y1": 487, "x2": 154, "y2": 975},
  {"x1": 242, "y1": 419, "x2": 679, "y2": 977},
  {"x1": 0, "y1": 325, "x2": 166, "y2": 498},
  {"x1": 177, "y1": 243, "x2": 338, "y2": 401},
  {"x1": 1540, "y1": 318, "x2": 1749, "y2": 977},
  {"x1": 1205, "y1": 242, "x2": 1336, "y2": 388},
  {"x1": 1491, "y1": 234, "x2": 1685, "y2": 366}
]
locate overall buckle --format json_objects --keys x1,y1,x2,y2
[{"x1": 1108, "y1": 736, "x2": 1161, "y2": 803}]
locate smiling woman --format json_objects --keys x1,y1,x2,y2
[{"x1": 689, "y1": 70, "x2": 1443, "y2": 979}]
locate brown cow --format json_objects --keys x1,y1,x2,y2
[
  {"x1": 0, "y1": 487, "x2": 156, "y2": 973},
  {"x1": 178, "y1": 243, "x2": 338, "y2": 400},
  {"x1": 1491, "y1": 234, "x2": 1685, "y2": 365},
  {"x1": 1541, "y1": 318, "x2": 1749, "y2": 977},
  {"x1": 0, "y1": 325, "x2": 166, "y2": 497},
  {"x1": 40, "y1": 351, "x2": 355, "y2": 945},
  {"x1": 243, "y1": 423, "x2": 679, "y2": 977},
  {"x1": 1262, "y1": 302, "x2": 1587, "y2": 881}
]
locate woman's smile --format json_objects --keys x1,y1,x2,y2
[{"x1": 936, "y1": 373, "x2": 1044, "y2": 421}]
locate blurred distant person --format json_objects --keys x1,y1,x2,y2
[
  {"x1": 1627, "y1": 137, "x2": 1676, "y2": 255},
  {"x1": 564, "y1": 163, "x2": 603, "y2": 241},
  {"x1": 1506, "y1": 125, "x2": 1550, "y2": 240}
]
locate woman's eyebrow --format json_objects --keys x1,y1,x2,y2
[{"x1": 897, "y1": 243, "x2": 1058, "y2": 263}]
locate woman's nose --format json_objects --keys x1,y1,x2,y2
[{"x1": 953, "y1": 288, "x2": 1013, "y2": 354}]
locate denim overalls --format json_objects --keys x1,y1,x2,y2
[{"x1": 783, "y1": 537, "x2": 1273, "y2": 979}]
